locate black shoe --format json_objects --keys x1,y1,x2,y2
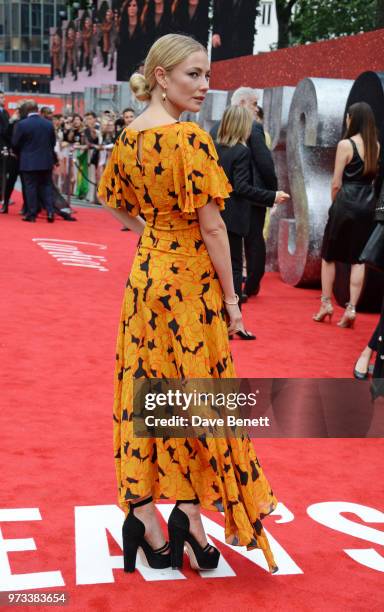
[
  {"x1": 47, "y1": 212, "x2": 55, "y2": 223},
  {"x1": 236, "y1": 329, "x2": 256, "y2": 340},
  {"x1": 168, "y1": 500, "x2": 220, "y2": 570},
  {"x1": 244, "y1": 285, "x2": 260, "y2": 297},
  {"x1": 22, "y1": 216, "x2": 36, "y2": 223},
  {"x1": 353, "y1": 362, "x2": 368, "y2": 380},
  {"x1": 240, "y1": 293, "x2": 248, "y2": 304},
  {"x1": 0, "y1": 204, "x2": 8, "y2": 214},
  {"x1": 122, "y1": 496, "x2": 171, "y2": 573}
]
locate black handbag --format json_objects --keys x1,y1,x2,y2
[{"x1": 359, "y1": 222, "x2": 384, "y2": 272}]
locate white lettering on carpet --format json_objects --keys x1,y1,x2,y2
[{"x1": 32, "y1": 239, "x2": 108, "y2": 272}]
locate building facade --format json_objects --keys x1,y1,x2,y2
[
  {"x1": 254, "y1": 0, "x2": 278, "y2": 53},
  {"x1": 0, "y1": 0, "x2": 66, "y2": 93}
]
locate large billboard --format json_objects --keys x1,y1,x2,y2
[{"x1": 50, "y1": 1, "x2": 258, "y2": 94}]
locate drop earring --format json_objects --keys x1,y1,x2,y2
[{"x1": 162, "y1": 90, "x2": 167, "y2": 102}]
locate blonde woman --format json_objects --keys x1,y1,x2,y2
[
  {"x1": 215, "y1": 105, "x2": 289, "y2": 339},
  {"x1": 98, "y1": 34, "x2": 278, "y2": 575}
]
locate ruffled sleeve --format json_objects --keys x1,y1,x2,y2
[
  {"x1": 97, "y1": 133, "x2": 140, "y2": 216},
  {"x1": 172, "y1": 122, "x2": 232, "y2": 218}
]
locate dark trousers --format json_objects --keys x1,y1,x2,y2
[
  {"x1": 227, "y1": 231, "x2": 243, "y2": 308},
  {"x1": 244, "y1": 207, "x2": 267, "y2": 295},
  {"x1": 22, "y1": 170, "x2": 54, "y2": 218},
  {"x1": 4, "y1": 155, "x2": 26, "y2": 206},
  {"x1": 0, "y1": 148, "x2": 7, "y2": 201}
]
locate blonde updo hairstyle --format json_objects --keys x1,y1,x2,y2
[{"x1": 129, "y1": 33, "x2": 207, "y2": 102}]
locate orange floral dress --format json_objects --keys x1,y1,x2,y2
[{"x1": 98, "y1": 121, "x2": 278, "y2": 572}]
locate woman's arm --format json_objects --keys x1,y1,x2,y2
[
  {"x1": 197, "y1": 201, "x2": 244, "y2": 334},
  {"x1": 331, "y1": 139, "x2": 352, "y2": 201},
  {"x1": 101, "y1": 203, "x2": 145, "y2": 234}
]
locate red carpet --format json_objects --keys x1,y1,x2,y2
[{"x1": 0, "y1": 200, "x2": 383, "y2": 611}]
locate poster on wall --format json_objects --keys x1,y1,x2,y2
[
  {"x1": 211, "y1": 0, "x2": 258, "y2": 61},
  {"x1": 50, "y1": 0, "x2": 257, "y2": 94}
]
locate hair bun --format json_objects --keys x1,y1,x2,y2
[{"x1": 129, "y1": 73, "x2": 151, "y2": 102}]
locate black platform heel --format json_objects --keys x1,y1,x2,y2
[
  {"x1": 122, "y1": 496, "x2": 171, "y2": 573},
  {"x1": 168, "y1": 499, "x2": 220, "y2": 571}
]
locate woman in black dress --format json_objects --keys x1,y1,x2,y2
[
  {"x1": 141, "y1": 0, "x2": 173, "y2": 54},
  {"x1": 172, "y1": 0, "x2": 210, "y2": 48},
  {"x1": 116, "y1": 0, "x2": 145, "y2": 82},
  {"x1": 313, "y1": 102, "x2": 380, "y2": 327}
]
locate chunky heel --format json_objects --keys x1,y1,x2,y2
[
  {"x1": 122, "y1": 496, "x2": 171, "y2": 573},
  {"x1": 168, "y1": 500, "x2": 220, "y2": 571},
  {"x1": 169, "y1": 527, "x2": 185, "y2": 569},
  {"x1": 123, "y1": 538, "x2": 139, "y2": 573}
]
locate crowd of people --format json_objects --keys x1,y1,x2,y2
[
  {"x1": 1, "y1": 29, "x2": 383, "y2": 579},
  {"x1": 1, "y1": 81, "x2": 383, "y2": 377},
  {"x1": 0, "y1": 93, "x2": 137, "y2": 218},
  {"x1": 51, "y1": 0, "x2": 258, "y2": 84},
  {"x1": 50, "y1": 106, "x2": 136, "y2": 203}
]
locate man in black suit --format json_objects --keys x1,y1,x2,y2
[
  {"x1": 212, "y1": 0, "x2": 257, "y2": 61},
  {"x1": 210, "y1": 87, "x2": 278, "y2": 298},
  {"x1": 0, "y1": 90, "x2": 10, "y2": 206},
  {"x1": 12, "y1": 100, "x2": 56, "y2": 222}
]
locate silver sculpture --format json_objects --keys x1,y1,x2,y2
[
  {"x1": 279, "y1": 77, "x2": 353, "y2": 286},
  {"x1": 263, "y1": 86, "x2": 295, "y2": 271}
]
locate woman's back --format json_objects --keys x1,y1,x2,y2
[
  {"x1": 99, "y1": 120, "x2": 231, "y2": 232},
  {"x1": 343, "y1": 137, "x2": 372, "y2": 184}
]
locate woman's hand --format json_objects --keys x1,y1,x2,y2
[
  {"x1": 225, "y1": 302, "x2": 246, "y2": 335},
  {"x1": 275, "y1": 191, "x2": 290, "y2": 204}
]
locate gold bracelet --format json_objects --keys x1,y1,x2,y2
[{"x1": 223, "y1": 294, "x2": 239, "y2": 305}]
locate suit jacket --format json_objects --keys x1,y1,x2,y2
[
  {"x1": 211, "y1": 120, "x2": 277, "y2": 194},
  {"x1": 12, "y1": 114, "x2": 56, "y2": 172},
  {"x1": 215, "y1": 142, "x2": 275, "y2": 236},
  {"x1": 0, "y1": 107, "x2": 10, "y2": 148}
]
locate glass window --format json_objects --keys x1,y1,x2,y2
[
  {"x1": 0, "y1": 5, "x2": 4, "y2": 35},
  {"x1": 261, "y1": 2, "x2": 272, "y2": 26},
  {"x1": 11, "y1": 36, "x2": 21, "y2": 51},
  {"x1": 31, "y1": 35, "x2": 41, "y2": 49},
  {"x1": 4, "y1": 4, "x2": 11, "y2": 32},
  {"x1": 21, "y1": 3, "x2": 30, "y2": 36},
  {"x1": 3, "y1": 35, "x2": 11, "y2": 50},
  {"x1": 32, "y1": 49, "x2": 41, "y2": 63},
  {"x1": 12, "y1": 49, "x2": 20, "y2": 62},
  {"x1": 32, "y1": 3, "x2": 41, "y2": 35},
  {"x1": 21, "y1": 35, "x2": 31, "y2": 51},
  {"x1": 56, "y1": 4, "x2": 67, "y2": 24},
  {"x1": 12, "y1": 3, "x2": 20, "y2": 36},
  {"x1": 21, "y1": 49, "x2": 30, "y2": 62},
  {"x1": 44, "y1": 4, "x2": 54, "y2": 34}
]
